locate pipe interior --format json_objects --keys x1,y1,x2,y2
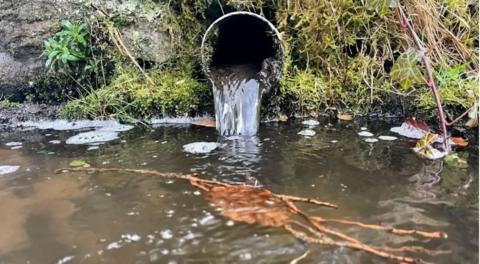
[{"x1": 210, "y1": 15, "x2": 277, "y2": 68}]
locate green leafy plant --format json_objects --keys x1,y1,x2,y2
[
  {"x1": 43, "y1": 20, "x2": 89, "y2": 70},
  {"x1": 390, "y1": 50, "x2": 425, "y2": 91}
]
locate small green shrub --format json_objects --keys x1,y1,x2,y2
[{"x1": 43, "y1": 20, "x2": 89, "y2": 71}]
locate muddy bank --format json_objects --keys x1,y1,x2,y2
[{"x1": 0, "y1": 103, "x2": 59, "y2": 125}]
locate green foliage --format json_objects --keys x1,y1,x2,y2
[
  {"x1": 416, "y1": 64, "x2": 478, "y2": 120},
  {"x1": 60, "y1": 66, "x2": 211, "y2": 120},
  {"x1": 227, "y1": 0, "x2": 478, "y2": 119},
  {"x1": 390, "y1": 50, "x2": 425, "y2": 91},
  {"x1": 43, "y1": 20, "x2": 89, "y2": 70},
  {"x1": 0, "y1": 96, "x2": 21, "y2": 108}
]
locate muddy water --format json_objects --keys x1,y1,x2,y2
[{"x1": 0, "y1": 120, "x2": 477, "y2": 263}]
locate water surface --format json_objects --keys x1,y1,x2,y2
[{"x1": 0, "y1": 120, "x2": 477, "y2": 263}]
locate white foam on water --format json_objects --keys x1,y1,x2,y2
[
  {"x1": 106, "y1": 241, "x2": 122, "y2": 250},
  {"x1": 5, "y1": 141, "x2": 22, "y2": 146},
  {"x1": 298, "y1": 129, "x2": 316, "y2": 137},
  {"x1": 183, "y1": 142, "x2": 219, "y2": 154},
  {"x1": 121, "y1": 233, "x2": 141, "y2": 242},
  {"x1": 56, "y1": 256, "x2": 75, "y2": 264},
  {"x1": 0, "y1": 165, "x2": 20, "y2": 175},
  {"x1": 66, "y1": 131, "x2": 119, "y2": 145},
  {"x1": 160, "y1": 229, "x2": 173, "y2": 240},
  {"x1": 358, "y1": 131, "x2": 374, "y2": 137},
  {"x1": 364, "y1": 138, "x2": 379, "y2": 143},
  {"x1": 20, "y1": 120, "x2": 134, "y2": 132},
  {"x1": 49, "y1": 140, "x2": 61, "y2": 144},
  {"x1": 302, "y1": 120, "x2": 320, "y2": 126},
  {"x1": 378, "y1": 135, "x2": 398, "y2": 141}
]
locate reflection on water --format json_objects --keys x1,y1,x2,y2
[{"x1": 0, "y1": 121, "x2": 477, "y2": 263}]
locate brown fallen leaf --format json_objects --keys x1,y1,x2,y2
[
  {"x1": 203, "y1": 185, "x2": 294, "y2": 227},
  {"x1": 278, "y1": 114, "x2": 288, "y2": 122},
  {"x1": 337, "y1": 113, "x2": 353, "y2": 121},
  {"x1": 465, "y1": 118, "x2": 478, "y2": 128},
  {"x1": 406, "y1": 117, "x2": 429, "y2": 132},
  {"x1": 451, "y1": 137, "x2": 468, "y2": 147},
  {"x1": 192, "y1": 119, "x2": 216, "y2": 128}
]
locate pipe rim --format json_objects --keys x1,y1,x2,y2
[{"x1": 200, "y1": 11, "x2": 284, "y2": 77}]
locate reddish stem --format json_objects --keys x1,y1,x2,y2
[
  {"x1": 445, "y1": 108, "x2": 471, "y2": 127},
  {"x1": 397, "y1": 6, "x2": 450, "y2": 151}
]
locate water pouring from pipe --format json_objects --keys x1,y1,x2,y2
[{"x1": 201, "y1": 12, "x2": 284, "y2": 136}]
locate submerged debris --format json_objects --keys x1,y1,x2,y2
[{"x1": 57, "y1": 167, "x2": 449, "y2": 263}]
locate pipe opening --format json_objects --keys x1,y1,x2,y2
[
  {"x1": 201, "y1": 12, "x2": 283, "y2": 136},
  {"x1": 202, "y1": 11, "x2": 284, "y2": 75},
  {"x1": 211, "y1": 15, "x2": 276, "y2": 68}
]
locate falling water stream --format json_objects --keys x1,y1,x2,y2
[{"x1": 210, "y1": 59, "x2": 281, "y2": 136}]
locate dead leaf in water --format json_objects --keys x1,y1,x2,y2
[
  {"x1": 406, "y1": 117, "x2": 430, "y2": 132},
  {"x1": 192, "y1": 119, "x2": 216, "y2": 128},
  {"x1": 203, "y1": 185, "x2": 293, "y2": 227},
  {"x1": 337, "y1": 113, "x2": 353, "y2": 121},
  {"x1": 451, "y1": 137, "x2": 468, "y2": 147},
  {"x1": 278, "y1": 114, "x2": 288, "y2": 122}
]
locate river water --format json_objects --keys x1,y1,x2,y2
[{"x1": 0, "y1": 119, "x2": 477, "y2": 263}]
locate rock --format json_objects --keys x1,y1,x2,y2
[
  {"x1": 0, "y1": 103, "x2": 59, "y2": 124},
  {"x1": 364, "y1": 138, "x2": 379, "y2": 143},
  {"x1": 0, "y1": 0, "x2": 172, "y2": 96},
  {"x1": 183, "y1": 142, "x2": 220, "y2": 154},
  {"x1": 0, "y1": 0, "x2": 87, "y2": 95}
]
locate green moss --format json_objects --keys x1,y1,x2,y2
[{"x1": 60, "y1": 66, "x2": 211, "y2": 120}]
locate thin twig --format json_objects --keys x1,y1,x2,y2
[
  {"x1": 397, "y1": 5, "x2": 449, "y2": 151},
  {"x1": 311, "y1": 217, "x2": 447, "y2": 239},
  {"x1": 275, "y1": 194, "x2": 338, "y2": 209},
  {"x1": 289, "y1": 249, "x2": 310, "y2": 264}
]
